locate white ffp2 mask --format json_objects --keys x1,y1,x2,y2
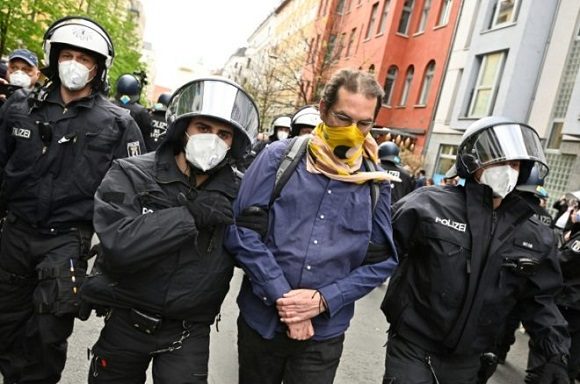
[
  {"x1": 185, "y1": 133, "x2": 229, "y2": 172},
  {"x1": 277, "y1": 130, "x2": 289, "y2": 140},
  {"x1": 479, "y1": 164, "x2": 519, "y2": 198},
  {"x1": 9, "y1": 70, "x2": 32, "y2": 88},
  {"x1": 58, "y1": 60, "x2": 94, "y2": 91}
]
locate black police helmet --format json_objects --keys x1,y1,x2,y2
[{"x1": 378, "y1": 141, "x2": 401, "y2": 164}]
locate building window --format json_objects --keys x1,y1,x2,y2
[
  {"x1": 467, "y1": 51, "x2": 505, "y2": 117},
  {"x1": 325, "y1": 34, "x2": 337, "y2": 64},
  {"x1": 336, "y1": 0, "x2": 346, "y2": 14},
  {"x1": 369, "y1": 64, "x2": 376, "y2": 73},
  {"x1": 417, "y1": 60, "x2": 435, "y2": 105},
  {"x1": 397, "y1": 0, "x2": 414, "y2": 35},
  {"x1": 346, "y1": 28, "x2": 357, "y2": 56},
  {"x1": 399, "y1": 65, "x2": 414, "y2": 106},
  {"x1": 544, "y1": 151, "x2": 577, "y2": 213},
  {"x1": 433, "y1": 144, "x2": 458, "y2": 185},
  {"x1": 365, "y1": 3, "x2": 380, "y2": 39},
  {"x1": 377, "y1": 0, "x2": 391, "y2": 34},
  {"x1": 383, "y1": 65, "x2": 398, "y2": 105},
  {"x1": 307, "y1": 38, "x2": 315, "y2": 63},
  {"x1": 437, "y1": 0, "x2": 452, "y2": 26},
  {"x1": 416, "y1": 0, "x2": 431, "y2": 33},
  {"x1": 490, "y1": 0, "x2": 519, "y2": 28},
  {"x1": 547, "y1": 121, "x2": 564, "y2": 149}
]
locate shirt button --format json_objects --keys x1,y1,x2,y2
[
  {"x1": 306, "y1": 265, "x2": 312, "y2": 270},
  {"x1": 327, "y1": 189, "x2": 332, "y2": 194},
  {"x1": 320, "y1": 214, "x2": 325, "y2": 219},
  {"x1": 262, "y1": 297, "x2": 268, "y2": 302},
  {"x1": 313, "y1": 240, "x2": 318, "y2": 244}
]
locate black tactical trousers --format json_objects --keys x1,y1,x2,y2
[
  {"x1": 89, "y1": 308, "x2": 211, "y2": 384},
  {"x1": 0, "y1": 215, "x2": 91, "y2": 384},
  {"x1": 237, "y1": 315, "x2": 345, "y2": 384},
  {"x1": 383, "y1": 333, "x2": 481, "y2": 384}
]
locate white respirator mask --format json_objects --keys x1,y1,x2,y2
[
  {"x1": 479, "y1": 164, "x2": 519, "y2": 198},
  {"x1": 185, "y1": 133, "x2": 230, "y2": 172}
]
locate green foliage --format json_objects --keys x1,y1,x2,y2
[{"x1": 0, "y1": 0, "x2": 145, "y2": 83}]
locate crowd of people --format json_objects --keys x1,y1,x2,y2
[{"x1": 0, "y1": 14, "x2": 578, "y2": 384}]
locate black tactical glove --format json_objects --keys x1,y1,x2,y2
[
  {"x1": 236, "y1": 206, "x2": 269, "y2": 237},
  {"x1": 178, "y1": 190, "x2": 234, "y2": 229},
  {"x1": 536, "y1": 355, "x2": 569, "y2": 384}
]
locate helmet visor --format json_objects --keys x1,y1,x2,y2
[
  {"x1": 461, "y1": 123, "x2": 548, "y2": 178},
  {"x1": 167, "y1": 79, "x2": 259, "y2": 145}
]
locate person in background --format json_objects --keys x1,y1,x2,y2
[
  {"x1": 382, "y1": 116, "x2": 569, "y2": 384},
  {"x1": 290, "y1": 105, "x2": 321, "y2": 137},
  {"x1": 0, "y1": 16, "x2": 144, "y2": 384},
  {"x1": 0, "y1": 49, "x2": 41, "y2": 105},
  {"x1": 226, "y1": 68, "x2": 398, "y2": 384},
  {"x1": 415, "y1": 169, "x2": 427, "y2": 189},
  {"x1": 113, "y1": 73, "x2": 154, "y2": 151},
  {"x1": 378, "y1": 141, "x2": 414, "y2": 205},
  {"x1": 148, "y1": 92, "x2": 171, "y2": 151}
]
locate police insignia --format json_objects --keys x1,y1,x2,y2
[
  {"x1": 11, "y1": 127, "x2": 31, "y2": 139},
  {"x1": 127, "y1": 141, "x2": 141, "y2": 157},
  {"x1": 572, "y1": 240, "x2": 580, "y2": 253}
]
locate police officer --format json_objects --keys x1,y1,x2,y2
[
  {"x1": 477, "y1": 166, "x2": 555, "y2": 383},
  {"x1": 114, "y1": 73, "x2": 154, "y2": 151},
  {"x1": 551, "y1": 221, "x2": 580, "y2": 383},
  {"x1": 382, "y1": 116, "x2": 569, "y2": 384},
  {"x1": 148, "y1": 92, "x2": 171, "y2": 151},
  {"x1": 378, "y1": 141, "x2": 414, "y2": 205},
  {"x1": 80, "y1": 77, "x2": 259, "y2": 383},
  {"x1": 244, "y1": 115, "x2": 291, "y2": 169},
  {"x1": 0, "y1": 16, "x2": 144, "y2": 384},
  {"x1": 290, "y1": 105, "x2": 321, "y2": 137}
]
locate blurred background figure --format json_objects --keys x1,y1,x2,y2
[
  {"x1": 378, "y1": 141, "x2": 414, "y2": 205},
  {"x1": 148, "y1": 92, "x2": 171, "y2": 151},
  {"x1": 0, "y1": 49, "x2": 41, "y2": 106},
  {"x1": 290, "y1": 105, "x2": 321, "y2": 137},
  {"x1": 114, "y1": 73, "x2": 153, "y2": 151}
]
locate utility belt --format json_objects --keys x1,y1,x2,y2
[
  {"x1": 6, "y1": 211, "x2": 93, "y2": 236},
  {"x1": 112, "y1": 307, "x2": 196, "y2": 336}
]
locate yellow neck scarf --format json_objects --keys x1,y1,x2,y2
[{"x1": 306, "y1": 123, "x2": 399, "y2": 184}]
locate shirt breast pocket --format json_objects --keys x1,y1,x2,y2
[
  {"x1": 72, "y1": 131, "x2": 118, "y2": 194},
  {"x1": 421, "y1": 223, "x2": 472, "y2": 309}
]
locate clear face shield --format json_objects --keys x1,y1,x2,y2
[{"x1": 459, "y1": 123, "x2": 548, "y2": 178}]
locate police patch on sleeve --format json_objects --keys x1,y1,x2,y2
[{"x1": 127, "y1": 141, "x2": 141, "y2": 157}]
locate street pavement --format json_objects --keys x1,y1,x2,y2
[{"x1": 3, "y1": 270, "x2": 530, "y2": 383}]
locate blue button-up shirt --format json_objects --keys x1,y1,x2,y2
[{"x1": 225, "y1": 139, "x2": 398, "y2": 340}]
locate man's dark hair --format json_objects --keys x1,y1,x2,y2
[{"x1": 322, "y1": 68, "x2": 384, "y2": 118}]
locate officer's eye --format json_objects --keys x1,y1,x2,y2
[{"x1": 218, "y1": 131, "x2": 233, "y2": 141}]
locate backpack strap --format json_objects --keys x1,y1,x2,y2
[
  {"x1": 363, "y1": 157, "x2": 380, "y2": 212},
  {"x1": 269, "y1": 135, "x2": 311, "y2": 207}
]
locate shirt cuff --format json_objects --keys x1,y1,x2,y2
[
  {"x1": 249, "y1": 273, "x2": 292, "y2": 307},
  {"x1": 318, "y1": 283, "x2": 343, "y2": 317}
]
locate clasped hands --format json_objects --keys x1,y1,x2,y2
[{"x1": 276, "y1": 289, "x2": 327, "y2": 341}]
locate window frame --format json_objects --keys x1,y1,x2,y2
[
  {"x1": 416, "y1": 0, "x2": 431, "y2": 34},
  {"x1": 397, "y1": 0, "x2": 415, "y2": 35},
  {"x1": 436, "y1": 0, "x2": 452, "y2": 27},
  {"x1": 399, "y1": 65, "x2": 415, "y2": 106},
  {"x1": 417, "y1": 60, "x2": 436, "y2": 105},
  {"x1": 383, "y1": 65, "x2": 399, "y2": 105},
  {"x1": 377, "y1": 0, "x2": 391, "y2": 35},
  {"x1": 490, "y1": 0, "x2": 520, "y2": 29},
  {"x1": 467, "y1": 51, "x2": 506, "y2": 118},
  {"x1": 365, "y1": 2, "x2": 380, "y2": 39}
]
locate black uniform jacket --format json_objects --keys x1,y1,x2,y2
[
  {"x1": 379, "y1": 161, "x2": 414, "y2": 205},
  {"x1": 557, "y1": 230, "x2": 580, "y2": 310},
  {"x1": 81, "y1": 148, "x2": 239, "y2": 322},
  {"x1": 0, "y1": 87, "x2": 144, "y2": 227},
  {"x1": 382, "y1": 180, "x2": 569, "y2": 358}
]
